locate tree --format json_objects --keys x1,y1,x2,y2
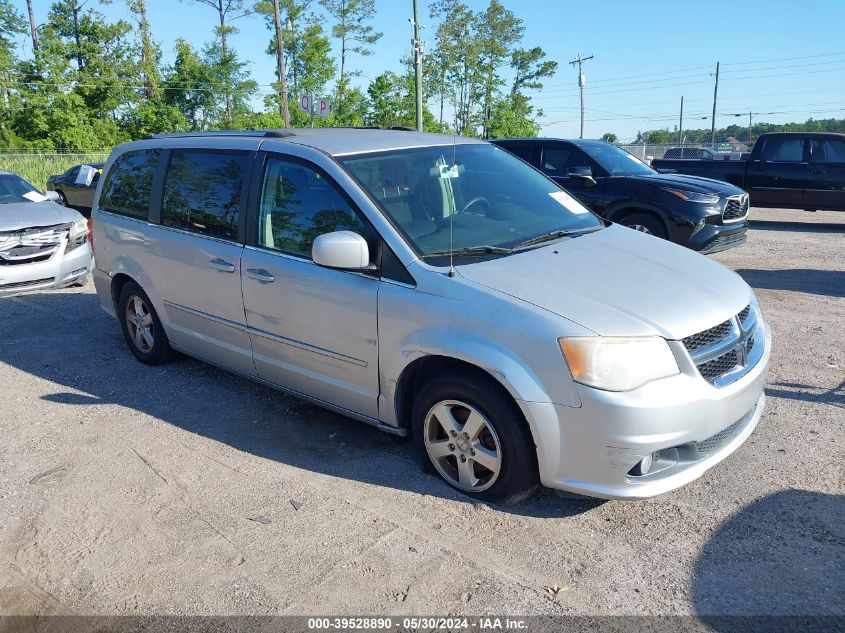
[
  {"x1": 474, "y1": 0, "x2": 522, "y2": 138},
  {"x1": 25, "y1": 0, "x2": 37, "y2": 52},
  {"x1": 601, "y1": 132, "x2": 618, "y2": 143},
  {"x1": 255, "y1": 0, "x2": 291, "y2": 125},
  {"x1": 510, "y1": 47, "x2": 556, "y2": 95},
  {"x1": 320, "y1": 0, "x2": 381, "y2": 114},
  {"x1": 185, "y1": 0, "x2": 253, "y2": 123},
  {"x1": 125, "y1": 0, "x2": 159, "y2": 99},
  {"x1": 0, "y1": 0, "x2": 26, "y2": 143},
  {"x1": 487, "y1": 93, "x2": 540, "y2": 138}
]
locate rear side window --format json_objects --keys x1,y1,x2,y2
[
  {"x1": 162, "y1": 150, "x2": 249, "y2": 240},
  {"x1": 499, "y1": 144, "x2": 538, "y2": 164},
  {"x1": 760, "y1": 137, "x2": 806, "y2": 162},
  {"x1": 812, "y1": 138, "x2": 845, "y2": 164},
  {"x1": 99, "y1": 149, "x2": 159, "y2": 219}
]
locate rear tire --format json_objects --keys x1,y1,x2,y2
[
  {"x1": 117, "y1": 282, "x2": 174, "y2": 365},
  {"x1": 55, "y1": 190, "x2": 68, "y2": 206},
  {"x1": 412, "y1": 371, "x2": 539, "y2": 505},
  {"x1": 619, "y1": 213, "x2": 667, "y2": 239}
]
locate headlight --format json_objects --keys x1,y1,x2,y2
[
  {"x1": 661, "y1": 187, "x2": 720, "y2": 204},
  {"x1": 69, "y1": 217, "x2": 89, "y2": 239},
  {"x1": 558, "y1": 336, "x2": 680, "y2": 392}
]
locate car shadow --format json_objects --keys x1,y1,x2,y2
[
  {"x1": 749, "y1": 219, "x2": 845, "y2": 234},
  {"x1": 0, "y1": 288, "x2": 601, "y2": 518},
  {"x1": 692, "y1": 489, "x2": 844, "y2": 629},
  {"x1": 734, "y1": 268, "x2": 845, "y2": 298}
]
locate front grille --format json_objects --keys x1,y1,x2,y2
[
  {"x1": 701, "y1": 230, "x2": 747, "y2": 254},
  {"x1": 0, "y1": 277, "x2": 55, "y2": 290},
  {"x1": 723, "y1": 195, "x2": 749, "y2": 222},
  {"x1": 698, "y1": 348, "x2": 740, "y2": 382},
  {"x1": 683, "y1": 304, "x2": 759, "y2": 386},
  {"x1": 683, "y1": 320, "x2": 732, "y2": 352}
]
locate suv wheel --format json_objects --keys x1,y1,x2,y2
[
  {"x1": 118, "y1": 282, "x2": 174, "y2": 365},
  {"x1": 412, "y1": 371, "x2": 538, "y2": 505},
  {"x1": 55, "y1": 190, "x2": 68, "y2": 206},
  {"x1": 620, "y1": 213, "x2": 666, "y2": 239}
]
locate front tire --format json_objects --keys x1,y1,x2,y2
[
  {"x1": 117, "y1": 282, "x2": 174, "y2": 365},
  {"x1": 412, "y1": 371, "x2": 538, "y2": 505},
  {"x1": 620, "y1": 213, "x2": 667, "y2": 239}
]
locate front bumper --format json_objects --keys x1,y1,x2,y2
[
  {"x1": 693, "y1": 221, "x2": 748, "y2": 253},
  {"x1": 0, "y1": 240, "x2": 92, "y2": 296},
  {"x1": 520, "y1": 320, "x2": 771, "y2": 499}
]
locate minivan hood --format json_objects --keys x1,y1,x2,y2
[
  {"x1": 457, "y1": 224, "x2": 751, "y2": 339},
  {"x1": 626, "y1": 172, "x2": 745, "y2": 195},
  {"x1": 0, "y1": 201, "x2": 82, "y2": 232}
]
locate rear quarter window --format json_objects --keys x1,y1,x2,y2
[
  {"x1": 162, "y1": 150, "x2": 249, "y2": 241},
  {"x1": 98, "y1": 149, "x2": 160, "y2": 219}
]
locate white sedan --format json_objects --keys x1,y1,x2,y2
[{"x1": 0, "y1": 171, "x2": 93, "y2": 295}]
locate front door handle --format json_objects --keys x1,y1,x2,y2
[
  {"x1": 208, "y1": 258, "x2": 236, "y2": 273},
  {"x1": 246, "y1": 268, "x2": 275, "y2": 283}
]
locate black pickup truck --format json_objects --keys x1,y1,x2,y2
[{"x1": 651, "y1": 132, "x2": 845, "y2": 211}]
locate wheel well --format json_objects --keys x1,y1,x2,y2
[
  {"x1": 394, "y1": 355, "x2": 520, "y2": 431},
  {"x1": 611, "y1": 207, "x2": 669, "y2": 233},
  {"x1": 110, "y1": 273, "x2": 135, "y2": 311}
]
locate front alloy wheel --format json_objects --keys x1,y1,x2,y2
[{"x1": 424, "y1": 400, "x2": 502, "y2": 492}]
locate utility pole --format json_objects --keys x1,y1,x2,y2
[
  {"x1": 730, "y1": 111, "x2": 773, "y2": 145},
  {"x1": 271, "y1": 0, "x2": 289, "y2": 127},
  {"x1": 569, "y1": 52, "x2": 594, "y2": 139},
  {"x1": 411, "y1": 0, "x2": 424, "y2": 132},
  {"x1": 710, "y1": 61, "x2": 720, "y2": 147},
  {"x1": 678, "y1": 96, "x2": 684, "y2": 146}
]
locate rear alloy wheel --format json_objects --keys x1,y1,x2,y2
[
  {"x1": 117, "y1": 282, "x2": 174, "y2": 365},
  {"x1": 412, "y1": 371, "x2": 538, "y2": 505},
  {"x1": 620, "y1": 213, "x2": 667, "y2": 239}
]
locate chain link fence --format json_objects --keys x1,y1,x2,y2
[{"x1": 618, "y1": 142, "x2": 752, "y2": 162}]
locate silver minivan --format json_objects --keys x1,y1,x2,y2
[{"x1": 92, "y1": 129, "x2": 770, "y2": 504}]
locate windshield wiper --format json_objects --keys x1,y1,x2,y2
[
  {"x1": 512, "y1": 226, "x2": 601, "y2": 250},
  {"x1": 423, "y1": 245, "x2": 513, "y2": 258}
]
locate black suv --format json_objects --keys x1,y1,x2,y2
[{"x1": 492, "y1": 138, "x2": 749, "y2": 253}]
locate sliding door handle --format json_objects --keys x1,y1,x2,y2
[
  {"x1": 246, "y1": 268, "x2": 275, "y2": 283},
  {"x1": 208, "y1": 258, "x2": 236, "y2": 273}
]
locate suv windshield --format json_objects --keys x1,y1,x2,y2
[
  {"x1": 0, "y1": 174, "x2": 45, "y2": 205},
  {"x1": 580, "y1": 143, "x2": 656, "y2": 177},
  {"x1": 339, "y1": 143, "x2": 602, "y2": 259}
]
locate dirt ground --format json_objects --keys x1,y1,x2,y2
[{"x1": 0, "y1": 208, "x2": 842, "y2": 618}]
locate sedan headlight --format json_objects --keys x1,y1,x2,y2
[
  {"x1": 660, "y1": 187, "x2": 720, "y2": 204},
  {"x1": 69, "y1": 217, "x2": 89, "y2": 239},
  {"x1": 558, "y1": 336, "x2": 680, "y2": 392}
]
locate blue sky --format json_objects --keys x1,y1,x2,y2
[{"x1": 21, "y1": 0, "x2": 845, "y2": 141}]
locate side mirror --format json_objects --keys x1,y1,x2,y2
[
  {"x1": 312, "y1": 231, "x2": 374, "y2": 271},
  {"x1": 569, "y1": 167, "x2": 597, "y2": 188},
  {"x1": 44, "y1": 191, "x2": 60, "y2": 202}
]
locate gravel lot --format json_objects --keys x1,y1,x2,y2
[{"x1": 0, "y1": 208, "x2": 842, "y2": 618}]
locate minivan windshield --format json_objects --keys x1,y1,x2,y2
[
  {"x1": 339, "y1": 143, "x2": 603, "y2": 259},
  {"x1": 579, "y1": 142, "x2": 656, "y2": 177},
  {"x1": 0, "y1": 174, "x2": 45, "y2": 205}
]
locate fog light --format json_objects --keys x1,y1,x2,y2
[
  {"x1": 640, "y1": 452, "x2": 653, "y2": 475},
  {"x1": 691, "y1": 218, "x2": 706, "y2": 236}
]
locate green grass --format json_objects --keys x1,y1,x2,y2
[{"x1": 0, "y1": 152, "x2": 110, "y2": 190}]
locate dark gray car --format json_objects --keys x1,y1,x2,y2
[{"x1": 46, "y1": 163, "x2": 104, "y2": 212}]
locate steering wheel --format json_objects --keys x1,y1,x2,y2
[{"x1": 458, "y1": 196, "x2": 491, "y2": 215}]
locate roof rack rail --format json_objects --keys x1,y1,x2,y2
[{"x1": 141, "y1": 130, "x2": 296, "y2": 140}]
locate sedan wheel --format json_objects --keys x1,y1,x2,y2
[
  {"x1": 423, "y1": 399, "x2": 502, "y2": 492},
  {"x1": 124, "y1": 295, "x2": 155, "y2": 353}
]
